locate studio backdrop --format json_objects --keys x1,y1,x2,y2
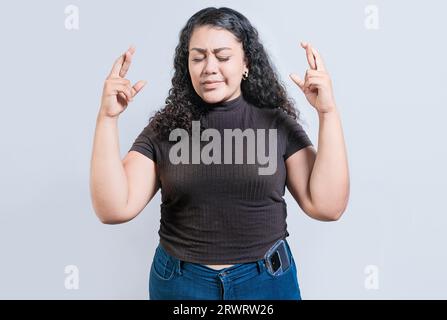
[{"x1": 1, "y1": 0, "x2": 446, "y2": 299}]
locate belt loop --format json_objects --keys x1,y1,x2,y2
[
  {"x1": 177, "y1": 259, "x2": 183, "y2": 275},
  {"x1": 256, "y1": 260, "x2": 264, "y2": 274}
]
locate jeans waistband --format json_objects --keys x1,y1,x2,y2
[{"x1": 157, "y1": 239, "x2": 293, "y2": 281}]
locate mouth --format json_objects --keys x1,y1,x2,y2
[{"x1": 202, "y1": 80, "x2": 224, "y2": 89}]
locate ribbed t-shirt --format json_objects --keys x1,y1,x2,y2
[{"x1": 128, "y1": 94, "x2": 313, "y2": 264}]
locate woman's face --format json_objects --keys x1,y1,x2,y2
[{"x1": 188, "y1": 25, "x2": 248, "y2": 104}]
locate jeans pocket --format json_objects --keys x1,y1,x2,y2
[
  {"x1": 265, "y1": 241, "x2": 295, "y2": 279},
  {"x1": 151, "y1": 245, "x2": 177, "y2": 281},
  {"x1": 265, "y1": 260, "x2": 294, "y2": 279}
]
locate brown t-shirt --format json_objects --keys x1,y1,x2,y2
[{"x1": 128, "y1": 94, "x2": 313, "y2": 264}]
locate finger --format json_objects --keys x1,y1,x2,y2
[
  {"x1": 110, "y1": 78, "x2": 132, "y2": 86},
  {"x1": 109, "y1": 52, "x2": 125, "y2": 78},
  {"x1": 109, "y1": 45, "x2": 134, "y2": 78},
  {"x1": 307, "y1": 83, "x2": 318, "y2": 90},
  {"x1": 118, "y1": 92, "x2": 128, "y2": 102},
  {"x1": 301, "y1": 41, "x2": 316, "y2": 70},
  {"x1": 305, "y1": 69, "x2": 323, "y2": 77},
  {"x1": 119, "y1": 46, "x2": 136, "y2": 78},
  {"x1": 132, "y1": 80, "x2": 147, "y2": 96},
  {"x1": 289, "y1": 73, "x2": 305, "y2": 91},
  {"x1": 305, "y1": 78, "x2": 324, "y2": 90},
  {"x1": 311, "y1": 47, "x2": 326, "y2": 72},
  {"x1": 107, "y1": 78, "x2": 132, "y2": 97},
  {"x1": 304, "y1": 69, "x2": 325, "y2": 82},
  {"x1": 115, "y1": 84, "x2": 133, "y2": 101}
]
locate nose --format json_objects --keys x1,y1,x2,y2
[{"x1": 203, "y1": 56, "x2": 219, "y2": 75}]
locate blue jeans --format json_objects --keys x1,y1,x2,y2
[{"x1": 149, "y1": 240, "x2": 301, "y2": 300}]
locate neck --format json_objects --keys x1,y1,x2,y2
[{"x1": 198, "y1": 94, "x2": 245, "y2": 112}]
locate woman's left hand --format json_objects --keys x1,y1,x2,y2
[{"x1": 289, "y1": 42, "x2": 336, "y2": 114}]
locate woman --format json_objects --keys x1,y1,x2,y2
[{"x1": 90, "y1": 7, "x2": 350, "y2": 300}]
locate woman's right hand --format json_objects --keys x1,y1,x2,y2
[{"x1": 99, "y1": 46, "x2": 147, "y2": 119}]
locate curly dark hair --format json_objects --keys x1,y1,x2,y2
[{"x1": 148, "y1": 6, "x2": 304, "y2": 141}]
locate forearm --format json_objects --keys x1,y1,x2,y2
[
  {"x1": 89, "y1": 114, "x2": 129, "y2": 223},
  {"x1": 309, "y1": 107, "x2": 350, "y2": 218}
]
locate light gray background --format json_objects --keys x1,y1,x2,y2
[{"x1": 1, "y1": 0, "x2": 446, "y2": 299}]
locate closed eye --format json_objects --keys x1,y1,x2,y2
[{"x1": 192, "y1": 57, "x2": 230, "y2": 62}]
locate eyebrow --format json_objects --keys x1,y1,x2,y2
[{"x1": 190, "y1": 47, "x2": 232, "y2": 54}]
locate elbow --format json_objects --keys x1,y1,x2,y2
[
  {"x1": 310, "y1": 198, "x2": 349, "y2": 222},
  {"x1": 323, "y1": 208, "x2": 345, "y2": 221},
  {"x1": 94, "y1": 208, "x2": 130, "y2": 225},
  {"x1": 310, "y1": 187, "x2": 350, "y2": 222},
  {"x1": 312, "y1": 206, "x2": 346, "y2": 222},
  {"x1": 99, "y1": 216, "x2": 127, "y2": 225}
]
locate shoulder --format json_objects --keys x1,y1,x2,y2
[
  {"x1": 251, "y1": 105, "x2": 302, "y2": 131},
  {"x1": 248, "y1": 104, "x2": 284, "y2": 120},
  {"x1": 139, "y1": 121, "x2": 159, "y2": 141}
]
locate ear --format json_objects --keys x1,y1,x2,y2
[{"x1": 243, "y1": 57, "x2": 249, "y2": 70}]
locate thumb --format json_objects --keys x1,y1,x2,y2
[
  {"x1": 132, "y1": 80, "x2": 147, "y2": 96},
  {"x1": 289, "y1": 73, "x2": 305, "y2": 91}
]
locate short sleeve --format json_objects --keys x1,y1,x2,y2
[
  {"x1": 128, "y1": 123, "x2": 157, "y2": 163},
  {"x1": 282, "y1": 115, "x2": 313, "y2": 160}
]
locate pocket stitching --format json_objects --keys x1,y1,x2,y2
[
  {"x1": 152, "y1": 253, "x2": 176, "y2": 281},
  {"x1": 265, "y1": 262, "x2": 293, "y2": 279}
]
